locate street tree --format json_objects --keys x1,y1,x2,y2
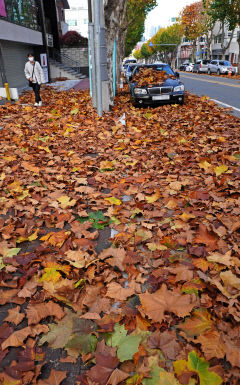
[
  {"x1": 202, "y1": 0, "x2": 216, "y2": 59},
  {"x1": 209, "y1": 0, "x2": 240, "y2": 71},
  {"x1": 157, "y1": 23, "x2": 183, "y2": 68},
  {"x1": 181, "y1": 1, "x2": 205, "y2": 60},
  {"x1": 104, "y1": 0, "x2": 157, "y2": 103}
]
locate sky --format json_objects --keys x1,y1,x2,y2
[{"x1": 145, "y1": 0, "x2": 199, "y2": 29}]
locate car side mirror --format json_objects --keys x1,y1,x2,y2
[{"x1": 175, "y1": 71, "x2": 180, "y2": 78}]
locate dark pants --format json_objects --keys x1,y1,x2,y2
[{"x1": 32, "y1": 83, "x2": 41, "y2": 103}]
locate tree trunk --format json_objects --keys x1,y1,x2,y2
[
  {"x1": 220, "y1": 22, "x2": 234, "y2": 59},
  {"x1": 104, "y1": 0, "x2": 127, "y2": 105}
]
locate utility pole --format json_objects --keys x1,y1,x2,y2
[
  {"x1": 88, "y1": 0, "x2": 109, "y2": 116},
  {"x1": 39, "y1": 0, "x2": 51, "y2": 82},
  {"x1": 94, "y1": 0, "x2": 103, "y2": 116}
]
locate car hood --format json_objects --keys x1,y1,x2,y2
[{"x1": 131, "y1": 78, "x2": 182, "y2": 88}]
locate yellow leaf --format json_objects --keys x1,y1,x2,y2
[
  {"x1": 105, "y1": 197, "x2": 122, "y2": 205},
  {"x1": 165, "y1": 199, "x2": 178, "y2": 209},
  {"x1": 214, "y1": 165, "x2": 228, "y2": 176},
  {"x1": 173, "y1": 359, "x2": 189, "y2": 376},
  {"x1": 179, "y1": 212, "x2": 196, "y2": 222},
  {"x1": 17, "y1": 230, "x2": 38, "y2": 243},
  {"x1": 57, "y1": 196, "x2": 76, "y2": 209},
  {"x1": 199, "y1": 160, "x2": 211, "y2": 171},
  {"x1": 0, "y1": 173, "x2": 6, "y2": 181},
  {"x1": 40, "y1": 231, "x2": 71, "y2": 248},
  {"x1": 8, "y1": 180, "x2": 23, "y2": 193},
  {"x1": 39, "y1": 146, "x2": 52, "y2": 153},
  {"x1": 100, "y1": 160, "x2": 114, "y2": 170},
  {"x1": 147, "y1": 243, "x2": 168, "y2": 252},
  {"x1": 4, "y1": 156, "x2": 16, "y2": 162},
  {"x1": 146, "y1": 188, "x2": 161, "y2": 203}
]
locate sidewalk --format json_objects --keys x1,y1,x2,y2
[
  {"x1": 0, "y1": 85, "x2": 240, "y2": 385},
  {"x1": 73, "y1": 77, "x2": 90, "y2": 91}
]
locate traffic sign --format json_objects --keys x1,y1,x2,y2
[
  {"x1": 196, "y1": 51, "x2": 200, "y2": 56},
  {"x1": 149, "y1": 42, "x2": 153, "y2": 47}
]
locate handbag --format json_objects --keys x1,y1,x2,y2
[{"x1": 28, "y1": 62, "x2": 36, "y2": 87}]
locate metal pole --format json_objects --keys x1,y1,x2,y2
[
  {"x1": 39, "y1": 0, "x2": 51, "y2": 82},
  {"x1": 93, "y1": 0, "x2": 103, "y2": 116}
]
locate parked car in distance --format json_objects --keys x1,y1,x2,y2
[
  {"x1": 185, "y1": 63, "x2": 194, "y2": 72},
  {"x1": 125, "y1": 64, "x2": 137, "y2": 82},
  {"x1": 179, "y1": 62, "x2": 190, "y2": 71},
  {"x1": 207, "y1": 60, "x2": 236, "y2": 75},
  {"x1": 193, "y1": 59, "x2": 211, "y2": 73},
  {"x1": 130, "y1": 63, "x2": 185, "y2": 107},
  {"x1": 122, "y1": 58, "x2": 137, "y2": 72}
]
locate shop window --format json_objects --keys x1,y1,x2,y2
[{"x1": 2, "y1": 0, "x2": 41, "y2": 31}]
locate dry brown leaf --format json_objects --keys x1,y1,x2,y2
[
  {"x1": 140, "y1": 284, "x2": 196, "y2": 322},
  {"x1": 2, "y1": 324, "x2": 49, "y2": 350},
  {"x1": 106, "y1": 282, "x2": 135, "y2": 301},
  {"x1": 4, "y1": 306, "x2": 25, "y2": 326},
  {"x1": 26, "y1": 301, "x2": 65, "y2": 325}
]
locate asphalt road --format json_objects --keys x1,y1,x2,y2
[{"x1": 180, "y1": 72, "x2": 240, "y2": 118}]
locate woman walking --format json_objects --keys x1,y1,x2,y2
[{"x1": 24, "y1": 53, "x2": 45, "y2": 106}]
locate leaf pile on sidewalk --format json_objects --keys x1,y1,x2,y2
[
  {"x1": 133, "y1": 67, "x2": 176, "y2": 87},
  {"x1": 0, "y1": 86, "x2": 240, "y2": 385}
]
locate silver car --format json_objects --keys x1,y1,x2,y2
[
  {"x1": 208, "y1": 60, "x2": 236, "y2": 75},
  {"x1": 193, "y1": 59, "x2": 211, "y2": 73}
]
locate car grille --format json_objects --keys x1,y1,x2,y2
[{"x1": 148, "y1": 87, "x2": 172, "y2": 95}]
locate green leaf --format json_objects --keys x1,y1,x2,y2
[
  {"x1": 174, "y1": 351, "x2": 223, "y2": 385},
  {"x1": 106, "y1": 323, "x2": 142, "y2": 362},
  {"x1": 77, "y1": 216, "x2": 89, "y2": 224},
  {"x1": 3, "y1": 248, "x2": 21, "y2": 258},
  {"x1": 71, "y1": 108, "x2": 79, "y2": 115},
  {"x1": 39, "y1": 309, "x2": 74, "y2": 349},
  {"x1": 142, "y1": 367, "x2": 165, "y2": 385},
  {"x1": 65, "y1": 334, "x2": 97, "y2": 354},
  {"x1": 117, "y1": 334, "x2": 142, "y2": 362},
  {"x1": 234, "y1": 153, "x2": 240, "y2": 159},
  {"x1": 106, "y1": 323, "x2": 127, "y2": 347},
  {"x1": 0, "y1": 257, "x2": 5, "y2": 270}
]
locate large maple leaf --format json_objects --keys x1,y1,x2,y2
[{"x1": 140, "y1": 284, "x2": 197, "y2": 322}]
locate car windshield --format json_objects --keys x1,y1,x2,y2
[
  {"x1": 127, "y1": 65, "x2": 135, "y2": 71},
  {"x1": 133, "y1": 65, "x2": 174, "y2": 78}
]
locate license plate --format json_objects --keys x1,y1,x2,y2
[{"x1": 152, "y1": 95, "x2": 170, "y2": 101}]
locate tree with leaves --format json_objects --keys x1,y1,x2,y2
[
  {"x1": 156, "y1": 23, "x2": 183, "y2": 68},
  {"x1": 104, "y1": 0, "x2": 157, "y2": 103},
  {"x1": 209, "y1": 0, "x2": 240, "y2": 71},
  {"x1": 181, "y1": 1, "x2": 205, "y2": 61}
]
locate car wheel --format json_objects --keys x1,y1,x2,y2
[{"x1": 217, "y1": 69, "x2": 220, "y2": 75}]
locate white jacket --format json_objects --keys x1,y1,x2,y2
[{"x1": 24, "y1": 61, "x2": 45, "y2": 85}]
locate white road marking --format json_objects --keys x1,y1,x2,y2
[{"x1": 210, "y1": 99, "x2": 240, "y2": 113}]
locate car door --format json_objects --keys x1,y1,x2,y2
[
  {"x1": 210, "y1": 60, "x2": 218, "y2": 73},
  {"x1": 202, "y1": 60, "x2": 209, "y2": 72}
]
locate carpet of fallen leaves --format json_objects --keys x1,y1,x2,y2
[
  {"x1": 133, "y1": 68, "x2": 176, "y2": 87},
  {"x1": 0, "y1": 85, "x2": 240, "y2": 385}
]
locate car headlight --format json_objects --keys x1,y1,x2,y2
[
  {"x1": 134, "y1": 88, "x2": 147, "y2": 95},
  {"x1": 174, "y1": 85, "x2": 184, "y2": 92}
]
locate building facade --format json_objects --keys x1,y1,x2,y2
[
  {"x1": 0, "y1": 0, "x2": 69, "y2": 90},
  {"x1": 178, "y1": 22, "x2": 240, "y2": 66},
  {"x1": 65, "y1": 0, "x2": 88, "y2": 38},
  {"x1": 211, "y1": 22, "x2": 239, "y2": 64}
]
